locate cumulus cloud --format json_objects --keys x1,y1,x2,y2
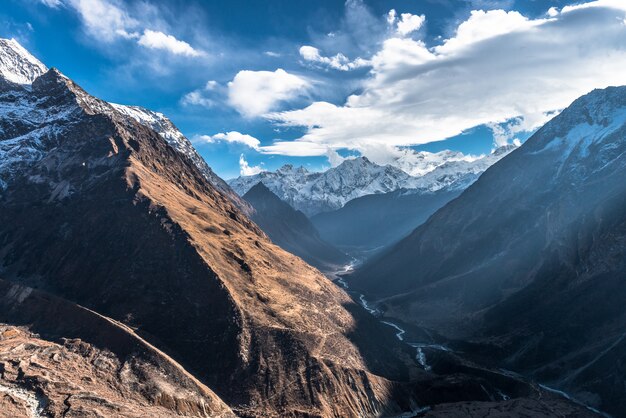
[
  {"x1": 264, "y1": 2, "x2": 626, "y2": 158},
  {"x1": 42, "y1": 0, "x2": 203, "y2": 56},
  {"x1": 239, "y1": 154, "x2": 264, "y2": 176},
  {"x1": 299, "y1": 45, "x2": 370, "y2": 71},
  {"x1": 194, "y1": 131, "x2": 261, "y2": 149},
  {"x1": 387, "y1": 10, "x2": 426, "y2": 37},
  {"x1": 137, "y1": 29, "x2": 203, "y2": 56},
  {"x1": 227, "y1": 69, "x2": 309, "y2": 117}
]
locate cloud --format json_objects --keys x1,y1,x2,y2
[
  {"x1": 137, "y1": 29, "x2": 203, "y2": 56},
  {"x1": 40, "y1": 0, "x2": 63, "y2": 7},
  {"x1": 263, "y1": 2, "x2": 626, "y2": 157},
  {"x1": 299, "y1": 45, "x2": 370, "y2": 71},
  {"x1": 239, "y1": 154, "x2": 264, "y2": 176},
  {"x1": 43, "y1": 0, "x2": 202, "y2": 56},
  {"x1": 181, "y1": 80, "x2": 220, "y2": 107},
  {"x1": 227, "y1": 69, "x2": 309, "y2": 117},
  {"x1": 63, "y1": 0, "x2": 138, "y2": 41},
  {"x1": 195, "y1": 131, "x2": 261, "y2": 150},
  {"x1": 387, "y1": 10, "x2": 426, "y2": 37}
]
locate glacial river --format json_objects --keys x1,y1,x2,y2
[{"x1": 330, "y1": 262, "x2": 611, "y2": 418}]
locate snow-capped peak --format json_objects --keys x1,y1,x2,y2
[
  {"x1": 228, "y1": 146, "x2": 518, "y2": 216},
  {"x1": 0, "y1": 38, "x2": 48, "y2": 85}
]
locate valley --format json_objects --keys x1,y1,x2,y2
[{"x1": 3, "y1": 1, "x2": 626, "y2": 415}]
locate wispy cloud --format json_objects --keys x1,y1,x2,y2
[
  {"x1": 239, "y1": 154, "x2": 264, "y2": 176},
  {"x1": 41, "y1": 0, "x2": 204, "y2": 57},
  {"x1": 299, "y1": 46, "x2": 369, "y2": 71},
  {"x1": 195, "y1": 131, "x2": 261, "y2": 150}
]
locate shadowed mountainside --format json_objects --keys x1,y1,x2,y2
[
  {"x1": 350, "y1": 86, "x2": 626, "y2": 417},
  {"x1": 244, "y1": 182, "x2": 349, "y2": 272}
]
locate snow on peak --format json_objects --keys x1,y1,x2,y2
[
  {"x1": 0, "y1": 38, "x2": 48, "y2": 85},
  {"x1": 228, "y1": 146, "x2": 518, "y2": 216}
]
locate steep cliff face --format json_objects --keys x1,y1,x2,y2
[{"x1": 351, "y1": 86, "x2": 626, "y2": 416}]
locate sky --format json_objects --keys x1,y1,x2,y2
[{"x1": 3, "y1": 0, "x2": 626, "y2": 178}]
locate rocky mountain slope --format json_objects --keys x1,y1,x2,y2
[
  {"x1": 228, "y1": 147, "x2": 515, "y2": 217},
  {"x1": 350, "y1": 86, "x2": 626, "y2": 417},
  {"x1": 243, "y1": 182, "x2": 349, "y2": 272},
  {"x1": 0, "y1": 38, "x2": 596, "y2": 417},
  {"x1": 0, "y1": 42, "x2": 420, "y2": 417},
  {"x1": 312, "y1": 188, "x2": 461, "y2": 254},
  {"x1": 110, "y1": 103, "x2": 251, "y2": 214}
]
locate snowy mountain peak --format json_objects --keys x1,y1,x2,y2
[
  {"x1": 228, "y1": 146, "x2": 517, "y2": 216},
  {"x1": 0, "y1": 38, "x2": 48, "y2": 85}
]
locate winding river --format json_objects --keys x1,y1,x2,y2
[{"x1": 329, "y1": 262, "x2": 612, "y2": 417}]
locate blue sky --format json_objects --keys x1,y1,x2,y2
[{"x1": 3, "y1": 0, "x2": 626, "y2": 178}]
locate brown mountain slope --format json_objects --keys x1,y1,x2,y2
[
  {"x1": 0, "y1": 279, "x2": 235, "y2": 417},
  {"x1": 0, "y1": 67, "x2": 421, "y2": 416}
]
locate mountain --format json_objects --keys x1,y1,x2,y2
[
  {"x1": 0, "y1": 38, "x2": 47, "y2": 85},
  {"x1": 0, "y1": 39, "x2": 427, "y2": 417},
  {"x1": 243, "y1": 182, "x2": 349, "y2": 272},
  {"x1": 312, "y1": 188, "x2": 461, "y2": 255},
  {"x1": 350, "y1": 86, "x2": 626, "y2": 416},
  {"x1": 228, "y1": 147, "x2": 516, "y2": 217},
  {"x1": 110, "y1": 104, "x2": 251, "y2": 215},
  {"x1": 229, "y1": 157, "x2": 412, "y2": 216},
  {"x1": 0, "y1": 38, "x2": 595, "y2": 417},
  {"x1": 310, "y1": 146, "x2": 517, "y2": 254}
]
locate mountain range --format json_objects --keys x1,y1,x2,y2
[
  {"x1": 228, "y1": 146, "x2": 515, "y2": 217},
  {"x1": 0, "y1": 38, "x2": 594, "y2": 417},
  {"x1": 350, "y1": 86, "x2": 626, "y2": 417}
]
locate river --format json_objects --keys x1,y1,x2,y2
[{"x1": 329, "y1": 263, "x2": 612, "y2": 417}]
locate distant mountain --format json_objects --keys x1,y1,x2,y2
[
  {"x1": 0, "y1": 38, "x2": 47, "y2": 85},
  {"x1": 243, "y1": 182, "x2": 349, "y2": 271},
  {"x1": 228, "y1": 147, "x2": 516, "y2": 217},
  {"x1": 350, "y1": 86, "x2": 626, "y2": 416},
  {"x1": 312, "y1": 188, "x2": 461, "y2": 254},
  {"x1": 230, "y1": 157, "x2": 412, "y2": 216}
]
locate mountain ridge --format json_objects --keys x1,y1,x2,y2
[
  {"x1": 243, "y1": 182, "x2": 349, "y2": 271},
  {"x1": 228, "y1": 147, "x2": 516, "y2": 216}
]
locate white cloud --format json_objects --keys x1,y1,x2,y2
[
  {"x1": 434, "y1": 10, "x2": 543, "y2": 55},
  {"x1": 227, "y1": 69, "x2": 309, "y2": 117},
  {"x1": 299, "y1": 45, "x2": 370, "y2": 71},
  {"x1": 137, "y1": 29, "x2": 203, "y2": 56},
  {"x1": 239, "y1": 154, "x2": 264, "y2": 176},
  {"x1": 64, "y1": 0, "x2": 138, "y2": 41},
  {"x1": 195, "y1": 131, "x2": 261, "y2": 150},
  {"x1": 547, "y1": 7, "x2": 560, "y2": 17},
  {"x1": 40, "y1": 0, "x2": 63, "y2": 7},
  {"x1": 263, "y1": 3, "x2": 626, "y2": 157},
  {"x1": 387, "y1": 9, "x2": 426, "y2": 37},
  {"x1": 181, "y1": 80, "x2": 221, "y2": 107},
  {"x1": 43, "y1": 0, "x2": 202, "y2": 56}
]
